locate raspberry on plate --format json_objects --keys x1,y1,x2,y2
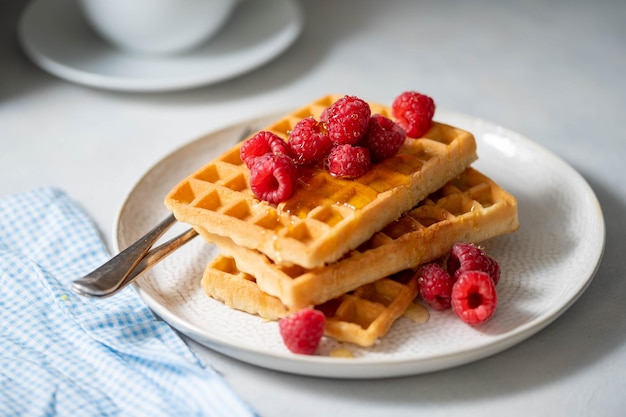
[
  {"x1": 417, "y1": 262, "x2": 454, "y2": 310},
  {"x1": 249, "y1": 153, "x2": 297, "y2": 204},
  {"x1": 451, "y1": 270, "x2": 498, "y2": 325},
  {"x1": 327, "y1": 144, "x2": 370, "y2": 178},
  {"x1": 288, "y1": 117, "x2": 333, "y2": 165},
  {"x1": 391, "y1": 91, "x2": 435, "y2": 138},
  {"x1": 322, "y1": 95, "x2": 371, "y2": 145},
  {"x1": 447, "y1": 242, "x2": 501, "y2": 285},
  {"x1": 240, "y1": 130, "x2": 291, "y2": 168},
  {"x1": 360, "y1": 114, "x2": 407, "y2": 162},
  {"x1": 279, "y1": 308, "x2": 325, "y2": 355}
]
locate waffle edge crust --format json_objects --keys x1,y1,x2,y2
[
  {"x1": 201, "y1": 259, "x2": 421, "y2": 347},
  {"x1": 165, "y1": 95, "x2": 478, "y2": 269},
  {"x1": 198, "y1": 167, "x2": 519, "y2": 310}
]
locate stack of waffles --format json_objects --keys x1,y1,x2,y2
[{"x1": 164, "y1": 95, "x2": 519, "y2": 348}]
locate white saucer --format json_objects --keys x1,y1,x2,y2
[{"x1": 18, "y1": 0, "x2": 304, "y2": 92}]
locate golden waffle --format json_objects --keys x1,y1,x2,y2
[
  {"x1": 165, "y1": 95, "x2": 478, "y2": 269},
  {"x1": 196, "y1": 167, "x2": 519, "y2": 309},
  {"x1": 201, "y1": 258, "x2": 419, "y2": 347}
]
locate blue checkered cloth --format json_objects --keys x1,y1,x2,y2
[{"x1": 0, "y1": 188, "x2": 257, "y2": 417}]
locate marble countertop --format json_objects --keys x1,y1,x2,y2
[{"x1": 2, "y1": 0, "x2": 625, "y2": 415}]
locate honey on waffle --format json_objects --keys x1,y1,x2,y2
[
  {"x1": 195, "y1": 167, "x2": 519, "y2": 310},
  {"x1": 164, "y1": 95, "x2": 478, "y2": 269},
  {"x1": 201, "y1": 258, "x2": 420, "y2": 347}
]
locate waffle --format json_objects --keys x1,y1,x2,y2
[
  {"x1": 164, "y1": 95, "x2": 478, "y2": 269},
  {"x1": 201, "y1": 257, "x2": 420, "y2": 347},
  {"x1": 195, "y1": 167, "x2": 519, "y2": 309}
]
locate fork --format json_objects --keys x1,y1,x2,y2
[
  {"x1": 72, "y1": 215, "x2": 198, "y2": 297},
  {"x1": 72, "y1": 126, "x2": 254, "y2": 298}
]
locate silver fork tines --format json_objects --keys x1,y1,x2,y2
[
  {"x1": 72, "y1": 215, "x2": 198, "y2": 297},
  {"x1": 72, "y1": 126, "x2": 255, "y2": 298}
]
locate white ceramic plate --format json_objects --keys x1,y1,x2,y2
[
  {"x1": 115, "y1": 110, "x2": 604, "y2": 379},
  {"x1": 18, "y1": 0, "x2": 303, "y2": 92}
]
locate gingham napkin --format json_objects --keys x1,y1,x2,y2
[{"x1": 0, "y1": 187, "x2": 257, "y2": 417}]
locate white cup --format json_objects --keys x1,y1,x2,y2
[{"x1": 78, "y1": 0, "x2": 239, "y2": 55}]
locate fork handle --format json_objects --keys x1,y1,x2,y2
[
  {"x1": 72, "y1": 214, "x2": 177, "y2": 297},
  {"x1": 112, "y1": 227, "x2": 199, "y2": 296}
]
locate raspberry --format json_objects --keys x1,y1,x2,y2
[
  {"x1": 288, "y1": 117, "x2": 333, "y2": 165},
  {"x1": 451, "y1": 270, "x2": 497, "y2": 325},
  {"x1": 279, "y1": 309, "x2": 325, "y2": 355},
  {"x1": 447, "y1": 243, "x2": 501, "y2": 285},
  {"x1": 322, "y1": 95, "x2": 371, "y2": 145},
  {"x1": 391, "y1": 91, "x2": 436, "y2": 138},
  {"x1": 249, "y1": 153, "x2": 297, "y2": 204},
  {"x1": 240, "y1": 131, "x2": 290, "y2": 168},
  {"x1": 327, "y1": 144, "x2": 370, "y2": 178},
  {"x1": 417, "y1": 263, "x2": 454, "y2": 310},
  {"x1": 360, "y1": 114, "x2": 407, "y2": 162}
]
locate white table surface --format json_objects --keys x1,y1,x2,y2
[{"x1": 2, "y1": 0, "x2": 625, "y2": 415}]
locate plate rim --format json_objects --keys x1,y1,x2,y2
[{"x1": 114, "y1": 109, "x2": 605, "y2": 379}]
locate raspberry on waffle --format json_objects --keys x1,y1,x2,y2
[
  {"x1": 164, "y1": 95, "x2": 478, "y2": 269},
  {"x1": 201, "y1": 258, "x2": 420, "y2": 347},
  {"x1": 195, "y1": 168, "x2": 519, "y2": 309}
]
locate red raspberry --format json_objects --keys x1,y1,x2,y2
[
  {"x1": 360, "y1": 114, "x2": 407, "y2": 162},
  {"x1": 322, "y1": 95, "x2": 371, "y2": 145},
  {"x1": 451, "y1": 270, "x2": 497, "y2": 325},
  {"x1": 240, "y1": 131, "x2": 290, "y2": 169},
  {"x1": 249, "y1": 153, "x2": 297, "y2": 204},
  {"x1": 447, "y1": 243, "x2": 501, "y2": 285},
  {"x1": 391, "y1": 91, "x2": 436, "y2": 138},
  {"x1": 327, "y1": 144, "x2": 370, "y2": 178},
  {"x1": 417, "y1": 263, "x2": 454, "y2": 310},
  {"x1": 288, "y1": 117, "x2": 333, "y2": 165},
  {"x1": 279, "y1": 309, "x2": 325, "y2": 355}
]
